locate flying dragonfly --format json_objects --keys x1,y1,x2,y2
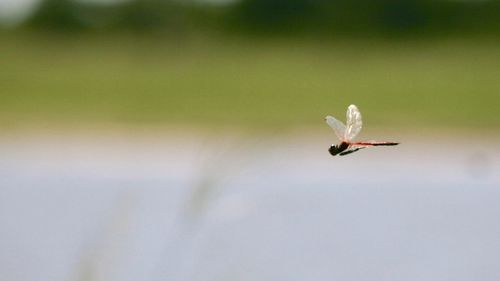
[{"x1": 325, "y1": 104, "x2": 399, "y2": 156}]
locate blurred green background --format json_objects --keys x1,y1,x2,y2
[{"x1": 1, "y1": 0, "x2": 499, "y2": 131}]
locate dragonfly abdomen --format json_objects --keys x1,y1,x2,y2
[{"x1": 352, "y1": 141, "x2": 399, "y2": 146}]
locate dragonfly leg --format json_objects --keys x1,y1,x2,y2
[{"x1": 339, "y1": 147, "x2": 364, "y2": 156}]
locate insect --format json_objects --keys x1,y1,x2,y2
[{"x1": 325, "y1": 104, "x2": 399, "y2": 156}]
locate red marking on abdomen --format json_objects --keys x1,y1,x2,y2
[{"x1": 351, "y1": 141, "x2": 399, "y2": 146}]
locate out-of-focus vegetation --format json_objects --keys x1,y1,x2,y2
[
  {"x1": 0, "y1": 0, "x2": 499, "y2": 130},
  {"x1": 2, "y1": 36, "x2": 498, "y2": 130},
  {"x1": 11, "y1": 0, "x2": 500, "y2": 37}
]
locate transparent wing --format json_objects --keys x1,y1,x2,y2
[
  {"x1": 325, "y1": 115, "x2": 346, "y2": 141},
  {"x1": 344, "y1": 104, "x2": 362, "y2": 141}
]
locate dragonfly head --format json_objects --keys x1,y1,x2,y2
[
  {"x1": 329, "y1": 144, "x2": 340, "y2": 156},
  {"x1": 329, "y1": 142, "x2": 349, "y2": 156}
]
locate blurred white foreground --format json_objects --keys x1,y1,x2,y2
[{"x1": 1, "y1": 130, "x2": 499, "y2": 281}]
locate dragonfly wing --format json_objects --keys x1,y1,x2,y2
[
  {"x1": 339, "y1": 147, "x2": 365, "y2": 156},
  {"x1": 344, "y1": 104, "x2": 362, "y2": 141},
  {"x1": 325, "y1": 115, "x2": 346, "y2": 141}
]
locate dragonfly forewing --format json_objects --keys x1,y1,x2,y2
[{"x1": 344, "y1": 104, "x2": 362, "y2": 141}]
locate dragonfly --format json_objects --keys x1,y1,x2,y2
[{"x1": 325, "y1": 104, "x2": 399, "y2": 156}]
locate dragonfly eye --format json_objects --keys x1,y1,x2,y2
[{"x1": 328, "y1": 145, "x2": 339, "y2": 156}]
